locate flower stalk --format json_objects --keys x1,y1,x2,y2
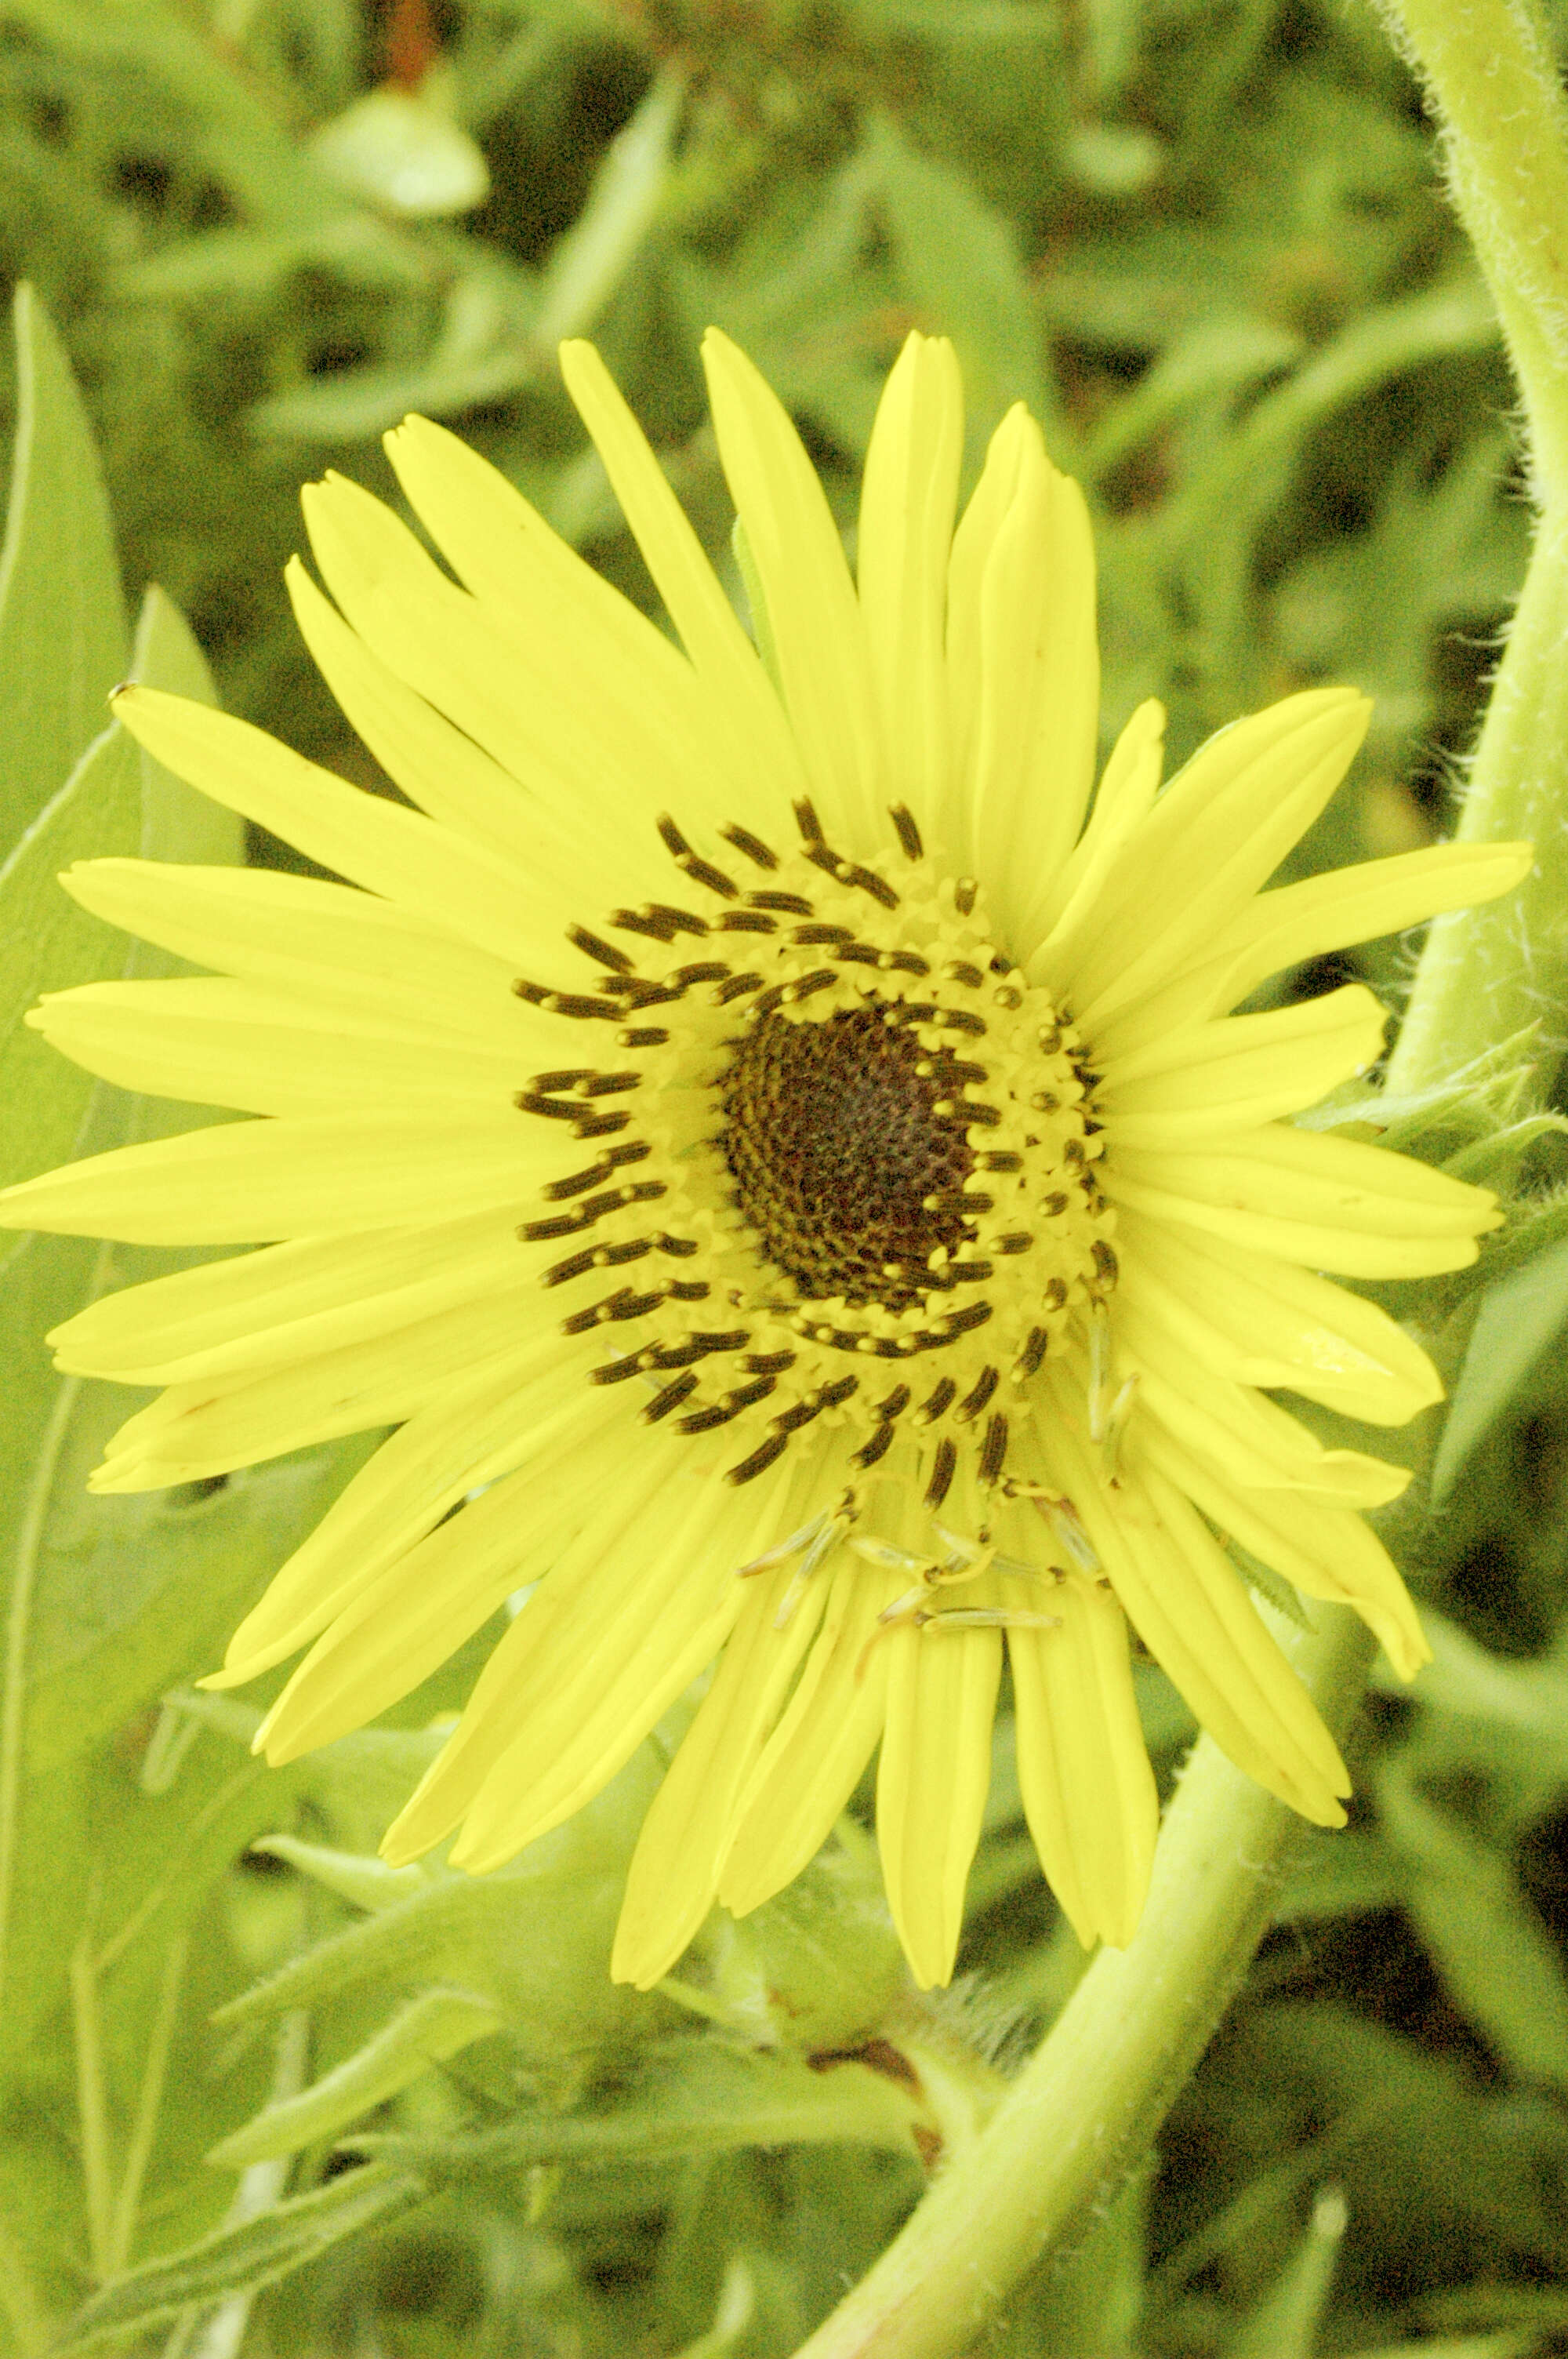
[
  {"x1": 797, "y1": 5, "x2": 1568, "y2": 2350},
  {"x1": 1377, "y1": 0, "x2": 1568, "y2": 1090}
]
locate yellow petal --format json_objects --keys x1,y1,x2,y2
[
  {"x1": 1009, "y1": 1572, "x2": 1158, "y2": 1948},
  {"x1": 54, "y1": 1216, "x2": 535, "y2": 1391},
  {"x1": 1187, "y1": 838, "x2": 1537, "y2": 1015},
  {"x1": 717, "y1": 1554, "x2": 898, "y2": 1917},
  {"x1": 285, "y1": 561, "x2": 586, "y2": 892},
  {"x1": 876, "y1": 1610, "x2": 1002, "y2": 1989},
  {"x1": 29, "y1": 976, "x2": 528, "y2": 1118},
  {"x1": 858, "y1": 332, "x2": 963, "y2": 840},
  {"x1": 1118, "y1": 1211, "x2": 1443, "y2": 1424},
  {"x1": 440, "y1": 1481, "x2": 768, "y2": 1872},
  {"x1": 1026, "y1": 696, "x2": 1164, "y2": 949},
  {"x1": 1105, "y1": 1122, "x2": 1498, "y2": 1279},
  {"x1": 1051, "y1": 689, "x2": 1369, "y2": 1027},
  {"x1": 1037, "y1": 1394, "x2": 1349, "y2": 1823},
  {"x1": 1098, "y1": 987, "x2": 1387, "y2": 1147},
  {"x1": 1115, "y1": 1318, "x2": 1410, "y2": 1507},
  {"x1": 945, "y1": 407, "x2": 1098, "y2": 951},
  {"x1": 260, "y1": 1437, "x2": 614, "y2": 1760},
  {"x1": 559, "y1": 337, "x2": 808, "y2": 812},
  {"x1": 0, "y1": 1108, "x2": 557, "y2": 1245},
  {"x1": 612, "y1": 1530, "x2": 832, "y2": 1990},
  {"x1": 113, "y1": 687, "x2": 557, "y2": 972},
  {"x1": 374, "y1": 423, "x2": 753, "y2": 840},
  {"x1": 387, "y1": 1455, "x2": 789, "y2": 1868},
  {"x1": 702, "y1": 328, "x2": 884, "y2": 841},
  {"x1": 1138, "y1": 1417, "x2": 1430, "y2": 1681},
  {"x1": 92, "y1": 1292, "x2": 564, "y2": 1490},
  {"x1": 58, "y1": 859, "x2": 538, "y2": 1045},
  {"x1": 213, "y1": 1363, "x2": 612, "y2": 1681}
]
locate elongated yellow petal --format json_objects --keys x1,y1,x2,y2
[
  {"x1": 57, "y1": 859, "x2": 539, "y2": 1045},
  {"x1": 1051, "y1": 690, "x2": 1370, "y2": 1027},
  {"x1": 1118, "y1": 1212, "x2": 1443, "y2": 1423},
  {"x1": 396, "y1": 1462, "x2": 783, "y2": 1871},
  {"x1": 0, "y1": 1109, "x2": 555, "y2": 1245},
  {"x1": 212, "y1": 1364, "x2": 615, "y2": 1681},
  {"x1": 1010, "y1": 1573, "x2": 1158, "y2": 1948},
  {"x1": 1186, "y1": 838, "x2": 1537, "y2": 1014},
  {"x1": 260, "y1": 1438, "x2": 615, "y2": 1761},
  {"x1": 876, "y1": 1610, "x2": 1002, "y2": 1989},
  {"x1": 1026, "y1": 696, "x2": 1164, "y2": 947},
  {"x1": 1105, "y1": 1122, "x2": 1499, "y2": 1281},
  {"x1": 612, "y1": 1526, "x2": 832, "y2": 1990},
  {"x1": 113, "y1": 688, "x2": 557, "y2": 971},
  {"x1": 51, "y1": 1207, "x2": 523, "y2": 1384},
  {"x1": 1037, "y1": 1392, "x2": 1349, "y2": 1823},
  {"x1": 1138, "y1": 1417, "x2": 1429, "y2": 1680},
  {"x1": 718, "y1": 1556, "x2": 898, "y2": 1917},
  {"x1": 559, "y1": 337, "x2": 808, "y2": 810},
  {"x1": 29, "y1": 976, "x2": 527, "y2": 1118},
  {"x1": 702, "y1": 328, "x2": 884, "y2": 841},
  {"x1": 372, "y1": 425, "x2": 757, "y2": 842},
  {"x1": 945, "y1": 407, "x2": 1098, "y2": 951},
  {"x1": 92, "y1": 1292, "x2": 567, "y2": 1489},
  {"x1": 858, "y1": 333, "x2": 963, "y2": 839},
  {"x1": 1099, "y1": 987, "x2": 1387, "y2": 1147},
  {"x1": 1114, "y1": 1321, "x2": 1410, "y2": 1507},
  {"x1": 285, "y1": 561, "x2": 586, "y2": 893}
]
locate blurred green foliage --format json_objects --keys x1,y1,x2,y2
[{"x1": 5, "y1": 2, "x2": 1568, "y2": 2355}]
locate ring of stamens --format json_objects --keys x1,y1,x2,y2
[{"x1": 510, "y1": 800, "x2": 1116, "y2": 1499}]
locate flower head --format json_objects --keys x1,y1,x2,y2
[{"x1": 0, "y1": 332, "x2": 1530, "y2": 1989}]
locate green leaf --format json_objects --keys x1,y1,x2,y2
[
  {"x1": 49, "y1": 2162, "x2": 428, "y2": 2354},
  {"x1": 208, "y1": 1987, "x2": 503, "y2": 2168},
  {"x1": 21, "y1": 1430, "x2": 379, "y2": 1777},
  {"x1": 362, "y1": 2041, "x2": 925, "y2": 2182},
  {"x1": 870, "y1": 116, "x2": 1055, "y2": 447},
  {"x1": 1225, "y1": 2187, "x2": 1347, "y2": 2359},
  {"x1": 1431, "y1": 1234, "x2": 1568, "y2": 1503},
  {"x1": 1379, "y1": 1768, "x2": 1568, "y2": 2090},
  {"x1": 0, "y1": 284, "x2": 127, "y2": 856},
  {"x1": 0, "y1": 725, "x2": 141, "y2": 1196}
]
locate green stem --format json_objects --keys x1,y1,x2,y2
[
  {"x1": 1374, "y1": 0, "x2": 1568, "y2": 1087},
  {"x1": 793, "y1": 1613, "x2": 1374, "y2": 2359}
]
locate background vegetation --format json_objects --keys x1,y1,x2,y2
[{"x1": 2, "y1": 1, "x2": 1566, "y2": 2353}]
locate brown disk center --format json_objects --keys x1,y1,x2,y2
[{"x1": 720, "y1": 1005, "x2": 977, "y2": 1307}]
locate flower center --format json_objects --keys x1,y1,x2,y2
[
  {"x1": 721, "y1": 1005, "x2": 975, "y2": 1309},
  {"x1": 510, "y1": 800, "x2": 1118, "y2": 1501}
]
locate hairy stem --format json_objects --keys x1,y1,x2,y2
[{"x1": 1375, "y1": 0, "x2": 1568, "y2": 1085}]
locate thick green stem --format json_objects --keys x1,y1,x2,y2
[
  {"x1": 1374, "y1": 0, "x2": 1568, "y2": 1086},
  {"x1": 794, "y1": 1614, "x2": 1373, "y2": 2359},
  {"x1": 1386, "y1": 504, "x2": 1568, "y2": 1090}
]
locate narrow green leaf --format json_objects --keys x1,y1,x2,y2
[
  {"x1": 1381, "y1": 1769, "x2": 1568, "y2": 2089},
  {"x1": 0, "y1": 285, "x2": 127, "y2": 855},
  {"x1": 1432, "y1": 1234, "x2": 1568, "y2": 1502},
  {"x1": 21, "y1": 1431, "x2": 380, "y2": 1777},
  {"x1": 1226, "y1": 2187, "x2": 1348, "y2": 2359},
  {"x1": 363, "y1": 2042, "x2": 924, "y2": 2182},
  {"x1": 0, "y1": 725, "x2": 141, "y2": 1195},
  {"x1": 871, "y1": 116, "x2": 1054, "y2": 443},
  {"x1": 49, "y1": 2163, "x2": 427, "y2": 2354},
  {"x1": 209, "y1": 1988, "x2": 503, "y2": 2168}
]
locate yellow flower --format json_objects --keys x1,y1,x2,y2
[{"x1": 0, "y1": 333, "x2": 1530, "y2": 1991}]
